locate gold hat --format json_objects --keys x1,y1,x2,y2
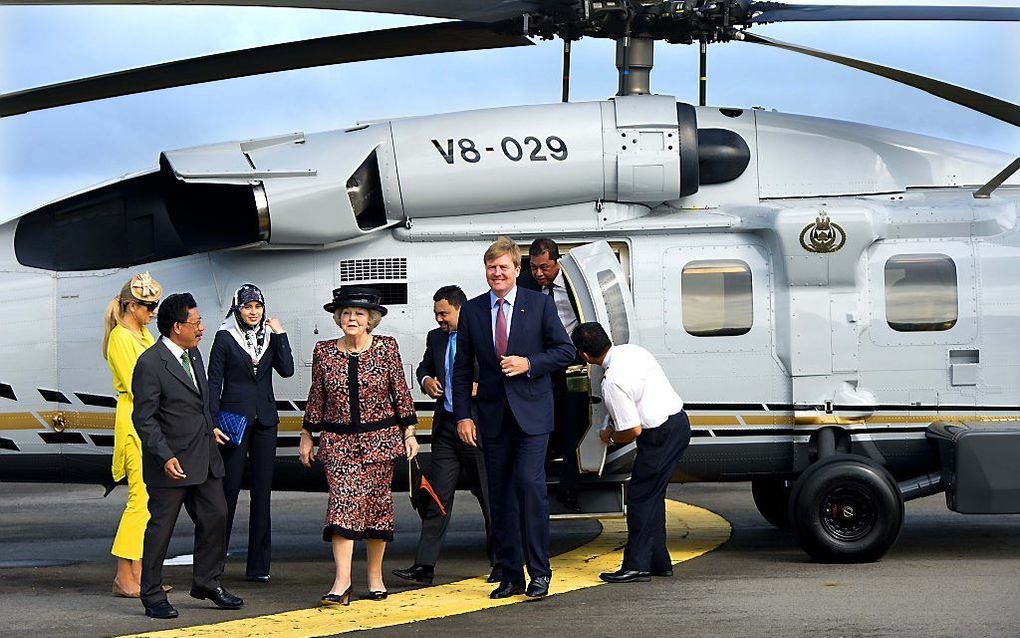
[{"x1": 128, "y1": 272, "x2": 162, "y2": 303}]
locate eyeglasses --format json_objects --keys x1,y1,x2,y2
[
  {"x1": 177, "y1": 318, "x2": 203, "y2": 327},
  {"x1": 135, "y1": 300, "x2": 158, "y2": 310}
]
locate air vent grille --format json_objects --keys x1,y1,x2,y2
[{"x1": 338, "y1": 257, "x2": 407, "y2": 282}]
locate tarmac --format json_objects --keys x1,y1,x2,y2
[{"x1": 1, "y1": 481, "x2": 1018, "y2": 638}]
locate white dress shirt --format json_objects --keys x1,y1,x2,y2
[
  {"x1": 544, "y1": 270, "x2": 578, "y2": 335},
  {"x1": 489, "y1": 286, "x2": 518, "y2": 349},
  {"x1": 161, "y1": 335, "x2": 197, "y2": 388},
  {"x1": 601, "y1": 344, "x2": 684, "y2": 431}
]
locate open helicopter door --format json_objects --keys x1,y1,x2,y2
[{"x1": 559, "y1": 241, "x2": 638, "y2": 477}]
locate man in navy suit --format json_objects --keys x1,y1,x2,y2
[{"x1": 452, "y1": 237, "x2": 576, "y2": 599}]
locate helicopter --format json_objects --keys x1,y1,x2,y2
[{"x1": 0, "y1": 0, "x2": 1019, "y2": 564}]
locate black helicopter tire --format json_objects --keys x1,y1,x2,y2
[
  {"x1": 751, "y1": 479, "x2": 793, "y2": 530},
  {"x1": 788, "y1": 455, "x2": 903, "y2": 564}
]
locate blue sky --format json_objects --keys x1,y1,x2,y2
[{"x1": 0, "y1": 1, "x2": 1017, "y2": 223}]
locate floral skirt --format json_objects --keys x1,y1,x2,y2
[{"x1": 317, "y1": 431, "x2": 397, "y2": 542}]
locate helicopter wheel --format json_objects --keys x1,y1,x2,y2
[
  {"x1": 751, "y1": 478, "x2": 793, "y2": 530},
  {"x1": 789, "y1": 455, "x2": 903, "y2": 563}
]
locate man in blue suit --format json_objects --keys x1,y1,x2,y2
[{"x1": 452, "y1": 237, "x2": 576, "y2": 599}]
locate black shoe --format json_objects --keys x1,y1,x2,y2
[
  {"x1": 391, "y1": 564, "x2": 434, "y2": 585},
  {"x1": 556, "y1": 488, "x2": 581, "y2": 513},
  {"x1": 486, "y1": 566, "x2": 503, "y2": 584},
  {"x1": 144, "y1": 600, "x2": 179, "y2": 619},
  {"x1": 525, "y1": 575, "x2": 551, "y2": 598},
  {"x1": 246, "y1": 575, "x2": 271, "y2": 583},
  {"x1": 599, "y1": 569, "x2": 650, "y2": 584},
  {"x1": 489, "y1": 580, "x2": 526, "y2": 599},
  {"x1": 650, "y1": 569, "x2": 673, "y2": 577},
  {"x1": 190, "y1": 586, "x2": 244, "y2": 609},
  {"x1": 320, "y1": 585, "x2": 352, "y2": 607},
  {"x1": 366, "y1": 590, "x2": 388, "y2": 601}
]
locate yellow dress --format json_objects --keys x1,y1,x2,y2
[{"x1": 107, "y1": 323, "x2": 154, "y2": 560}]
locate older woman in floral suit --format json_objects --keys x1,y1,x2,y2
[{"x1": 299, "y1": 286, "x2": 419, "y2": 606}]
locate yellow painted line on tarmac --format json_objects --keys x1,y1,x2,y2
[{"x1": 117, "y1": 500, "x2": 730, "y2": 638}]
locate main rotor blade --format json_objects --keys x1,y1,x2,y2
[
  {"x1": 0, "y1": 0, "x2": 576, "y2": 22},
  {"x1": 0, "y1": 20, "x2": 532, "y2": 117},
  {"x1": 737, "y1": 31, "x2": 1020, "y2": 127},
  {"x1": 750, "y1": 3, "x2": 1020, "y2": 24}
]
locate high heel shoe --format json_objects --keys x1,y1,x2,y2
[
  {"x1": 366, "y1": 590, "x2": 388, "y2": 601},
  {"x1": 320, "y1": 585, "x2": 352, "y2": 607},
  {"x1": 111, "y1": 582, "x2": 140, "y2": 598}
]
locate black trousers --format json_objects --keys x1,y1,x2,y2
[
  {"x1": 621, "y1": 411, "x2": 691, "y2": 572},
  {"x1": 140, "y1": 475, "x2": 228, "y2": 608},
  {"x1": 414, "y1": 410, "x2": 494, "y2": 567},
  {"x1": 483, "y1": 405, "x2": 551, "y2": 583},
  {"x1": 221, "y1": 420, "x2": 277, "y2": 578}
]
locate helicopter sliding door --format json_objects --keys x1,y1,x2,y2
[{"x1": 558, "y1": 240, "x2": 637, "y2": 474}]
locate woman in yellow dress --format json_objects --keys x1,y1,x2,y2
[{"x1": 103, "y1": 272, "x2": 162, "y2": 598}]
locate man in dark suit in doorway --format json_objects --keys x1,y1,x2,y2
[
  {"x1": 393, "y1": 285, "x2": 498, "y2": 586},
  {"x1": 527, "y1": 237, "x2": 586, "y2": 512},
  {"x1": 452, "y1": 237, "x2": 576, "y2": 599},
  {"x1": 133, "y1": 293, "x2": 243, "y2": 619}
]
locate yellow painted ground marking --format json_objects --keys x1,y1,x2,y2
[{"x1": 118, "y1": 500, "x2": 730, "y2": 638}]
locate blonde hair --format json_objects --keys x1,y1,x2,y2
[
  {"x1": 334, "y1": 307, "x2": 383, "y2": 333},
  {"x1": 484, "y1": 236, "x2": 521, "y2": 269},
  {"x1": 102, "y1": 273, "x2": 162, "y2": 358}
]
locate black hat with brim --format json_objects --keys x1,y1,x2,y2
[{"x1": 323, "y1": 286, "x2": 388, "y2": 316}]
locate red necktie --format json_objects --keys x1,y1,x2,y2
[{"x1": 495, "y1": 298, "x2": 508, "y2": 358}]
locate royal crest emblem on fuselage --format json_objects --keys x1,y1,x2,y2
[{"x1": 799, "y1": 212, "x2": 847, "y2": 254}]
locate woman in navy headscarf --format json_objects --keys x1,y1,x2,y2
[{"x1": 207, "y1": 283, "x2": 295, "y2": 582}]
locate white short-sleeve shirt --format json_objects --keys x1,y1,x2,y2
[{"x1": 601, "y1": 344, "x2": 684, "y2": 431}]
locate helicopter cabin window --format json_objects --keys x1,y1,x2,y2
[
  {"x1": 681, "y1": 260, "x2": 752, "y2": 337},
  {"x1": 884, "y1": 254, "x2": 958, "y2": 332}
]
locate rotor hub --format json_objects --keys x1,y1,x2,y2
[{"x1": 525, "y1": 0, "x2": 755, "y2": 45}]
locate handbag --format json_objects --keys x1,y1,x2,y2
[
  {"x1": 216, "y1": 410, "x2": 249, "y2": 447},
  {"x1": 408, "y1": 458, "x2": 446, "y2": 518}
]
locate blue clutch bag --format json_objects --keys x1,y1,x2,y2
[{"x1": 216, "y1": 410, "x2": 249, "y2": 446}]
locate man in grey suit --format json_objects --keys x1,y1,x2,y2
[{"x1": 133, "y1": 293, "x2": 243, "y2": 619}]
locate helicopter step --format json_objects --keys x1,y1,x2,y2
[{"x1": 547, "y1": 477, "x2": 628, "y2": 520}]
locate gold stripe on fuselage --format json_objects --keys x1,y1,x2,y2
[
  {"x1": 2, "y1": 410, "x2": 1019, "y2": 437},
  {"x1": 0, "y1": 412, "x2": 45, "y2": 430}
]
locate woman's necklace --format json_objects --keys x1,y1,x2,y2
[{"x1": 340, "y1": 336, "x2": 372, "y2": 356}]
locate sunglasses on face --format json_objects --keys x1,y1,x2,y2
[{"x1": 135, "y1": 300, "x2": 158, "y2": 310}]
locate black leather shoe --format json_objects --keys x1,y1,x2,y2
[
  {"x1": 486, "y1": 566, "x2": 503, "y2": 584},
  {"x1": 366, "y1": 590, "x2": 388, "y2": 601},
  {"x1": 391, "y1": 564, "x2": 434, "y2": 585},
  {"x1": 489, "y1": 580, "x2": 526, "y2": 599},
  {"x1": 144, "y1": 600, "x2": 179, "y2": 619},
  {"x1": 650, "y1": 569, "x2": 673, "y2": 577},
  {"x1": 525, "y1": 575, "x2": 551, "y2": 598},
  {"x1": 599, "y1": 569, "x2": 650, "y2": 584},
  {"x1": 246, "y1": 575, "x2": 271, "y2": 583},
  {"x1": 190, "y1": 586, "x2": 244, "y2": 609}
]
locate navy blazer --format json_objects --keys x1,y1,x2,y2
[
  {"x1": 416, "y1": 327, "x2": 479, "y2": 423},
  {"x1": 452, "y1": 286, "x2": 575, "y2": 436},
  {"x1": 207, "y1": 330, "x2": 295, "y2": 428}
]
